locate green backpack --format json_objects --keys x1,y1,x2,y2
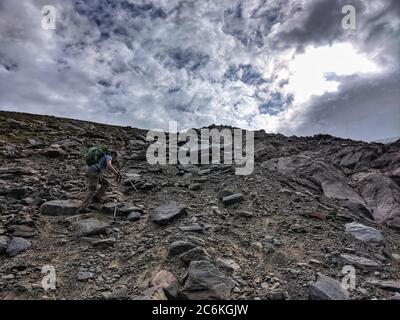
[{"x1": 85, "y1": 145, "x2": 108, "y2": 166}]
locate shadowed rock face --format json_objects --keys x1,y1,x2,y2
[
  {"x1": 262, "y1": 154, "x2": 366, "y2": 204},
  {"x1": 1, "y1": 111, "x2": 400, "y2": 300},
  {"x1": 262, "y1": 148, "x2": 400, "y2": 229}
]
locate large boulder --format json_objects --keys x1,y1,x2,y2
[
  {"x1": 308, "y1": 273, "x2": 349, "y2": 300},
  {"x1": 151, "y1": 203, "x2": 187, "y2": 225},
  {"x1": 345, "y1": 222, "x2": 383, "y2": 243},
  {"x1": 179, "y1": 260, "x2": 235, "y2": 300},
  {"x1": 40, "y1": 200, "x2": 81, "y2": 216}
]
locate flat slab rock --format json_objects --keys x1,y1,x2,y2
[
  {"x1": 365, "y1": 279, "x2": 400, "y2": 292},
  {"x1": 345, "y1": 222, "x2": 383, "y2": 243},
  {"x1": 75, "y1": 218, "x2": 109, "y2": 236},
  {"x1": 179, "y1": 260, "x2": 235, "y2": 300},
  {"x1": 340, "y1": 254, "x2": 383, "y2": 271},
  {"x1": 222, "y1": 193, "x2": 243, "y2": 205},
  {"x1": 151, "y1": 203, "x2": 187, "y2": 225},
  {"x1": 308, "y1": 273, "x2": 349, "y2": 300},
  {"x1": 40, "y1": 200, "x2": 81, "y2": 216}
]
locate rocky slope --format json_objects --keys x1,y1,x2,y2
[{"x1": 1, "y1": 111, "x2": 400, "y2": 300}]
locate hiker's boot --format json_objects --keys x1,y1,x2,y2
[{"x1": 92, "y1": 196, "x2": 102, "y2": 204}]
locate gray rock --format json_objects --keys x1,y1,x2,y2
[
  {"x1": 217, "y1": 190, "x2": 234, "y2": 201},
  {"x1": 102, "y1": 203, "x2": 118, "y2": 214},
  {"x1": 119, "y1": 205, "x2": 144, "y2": 215},
  {"x1": 9, "y1": 225, "x2": 37, "y2": 238},
  {"x1": 127, "y1": 212, "x2": 141, "y2": 221},
  {"x1": 0, "y1": 235, "x2": 10, "y2": 253},
  {"x1": 78, "y1": 271, "x2": 95, "y2": 281},
  {"x1": 151, "y1": 203, "x2": 187, "y2": 225},
  {"x1": 188, "y1": 184, "x2": 201, "y2": 191},
  {"x1": 92, "y1": 238, "x2": 116, "y2": 247},
  {"x1": 1, "y1": 187, "x2": 27, "y2": 199},
  {"x1": 40, "y1": 147, "x2": 65, "y2": 158},
  {"x1": 179, "y1": 247, "x2": 210, "y2": 264},
  {"x1": 342, "y1": 201, "x2": 373, "y2": 220},
  {"x1": 308, "y1": 273, "x2": 349, "y2": 300},
  {"x1": 40, "y1": 200, "x2": 81, "y2": 216},
  {"x1": 365, "y1": 279, "x2": 400, "y2": 292},
  {"x1": 6, "y1": 237, "x2": 32, "y2": 257},
  {"x1": 216, "y1": 258, "x2": 241, "y2": 273},
  {"x1": 222, "y1": 193, "x2": 244, "y2": 205},
  {"x1": 390, "y1": 294, "x2": 400, "y2": 300},
  {"x1": 75, "y1": 218, "x2": 108, "y2": 236},
  {"x1": 239, "y1": 211, "x2": 254, "y2": 218},
  {"x1": 178, "y1": 223, "x2": 205, "y2": 233},
  {"x1": 345, "y1": 222, "x2": 383, "y2": 243},
  {"x1": 340, "y1": 254, "x2": 383, "y2": 271},
  {"x1": 180, "y1": 260, "x2": 235, "y2": 299},
  {"x1": 168, "y1": 241, "x2": 197, "y2": 257}
]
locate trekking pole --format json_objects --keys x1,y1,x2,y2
[
  {"x1": 113, "y1": 203, "x2": 118, "y2": 221},
  {"x1": 128, "y1": 179, "x2": 138, "y2": 193},
  {"x1": 112, "y1": 172, "x2": 123, "y2": 222}
]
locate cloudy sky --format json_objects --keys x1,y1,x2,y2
[{"x1": 0, "y1": 0, "x2": 399, "y2": 141}]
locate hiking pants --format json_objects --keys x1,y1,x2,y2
[{"x1": 80, "y1": 167, "x2": 110, "y2": 209}]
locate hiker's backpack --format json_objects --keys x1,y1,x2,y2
[{"x1": 85, "y1": 145, "x2": 108, "y2": 166}]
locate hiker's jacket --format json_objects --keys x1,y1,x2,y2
[{"x1": 89, "y1": 154, "x2": 113, "y2": 173}]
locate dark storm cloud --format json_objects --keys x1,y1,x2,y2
[
  {"x1": 275, "y1": 0, "x2": 366, "y2": 51},
  {"x1": 284, "y1": 71, "x2": 400, "y2": 141}
]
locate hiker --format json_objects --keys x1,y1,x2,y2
[{"x1": 79, "y1": 146, "x2": 120, "y2": 213}]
